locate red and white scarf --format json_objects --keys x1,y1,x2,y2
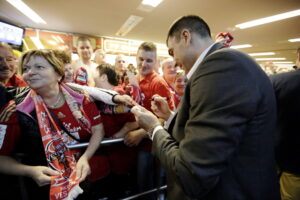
[{"x1": 32, "y1": 86, "x2": 91, "y2": 200}]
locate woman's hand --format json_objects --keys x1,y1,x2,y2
[
  {"x1": 76, "y1": 155, "x2": 91, "y2": 182},
  {"x1": 29, "y1": 166, "x2": 59, "y2": 187}
]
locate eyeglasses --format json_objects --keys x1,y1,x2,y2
[{"x1": 0, "y1": 56, "x2": 15, "y2": 63}]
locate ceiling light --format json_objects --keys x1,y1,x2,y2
[
  {"x1": 249, "y1": 52, "x2": 275, "y2": 56},
  {"x1": 273, "y1": 61, "x2": 294, "y2": 64},
  {"x1": 255, "y1": 58, "x2": 286, "y2": 61},
  {"x1": 288, "y1": 38, "x2": 300, "y2": 42},
  {"x1": 116, "y1": 15, "x2": 143, "y2": 37},
  {"x1": 6, "y1": 0, "x2": 46, "y2": 24},
  {"x1": 231, "y1": 44, "x2": 252, "y2": 49},
  {"x1": 141, "y1": 0, "x2": 163, "y2": 7},
  {"x1": 235, "y1": 9, "x2": 300, "y2": 29}
]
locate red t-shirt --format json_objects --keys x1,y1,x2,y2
[
  {"x1": 50, "y1": 97, "x2": 104, "y2": 179},
  {"x1": 49, "y1": 97, "x2": 102, "y2": 145},
  {"x1": 138, "y1": 72, "x2": 174, "y2": 111},
  {"x1": 100, "y1": 87, "x2": 137, "y2": 174},
  {"x1": 137, "y1": 72, "x2": 175, "y2": 151},
  {"x1": 51, "y1": 97, "x2": 110, "y2": 181}
]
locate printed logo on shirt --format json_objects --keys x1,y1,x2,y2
[
  {"x1": 57, "y1": 112, "x2": 66, "y2": 119},
  {"x1": 0, "y1": 125, "x2": 7, "y2": 149}
]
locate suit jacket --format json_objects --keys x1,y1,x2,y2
[
  {"x1": 152, "y1": 43, "x2": 280, "y2": 200},
  {"x1": 270, "y1": 70, "x2": 300, "y2": 174}
]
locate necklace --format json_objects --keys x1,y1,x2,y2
[{"x1": 47, "y1": 93, "x2": 64, "y2": 109}]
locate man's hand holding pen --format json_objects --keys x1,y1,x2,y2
[{"x1": 151, "y1": 94, "x2": 172, "y2": 121}]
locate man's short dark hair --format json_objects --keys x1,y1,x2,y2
[
  {"x1": 137, "y1": 42, "x2": 157, "y2": 53},
  {"x1": 167, "y1": 15, "x2": 211, "y2": 42},
  {"x1": 96, "y1": 63, "x2": 118, "y2": 86}
]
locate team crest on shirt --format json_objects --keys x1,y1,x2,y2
[{"x1": 57, "y1": 112, "x2": 66, "y2": 118}]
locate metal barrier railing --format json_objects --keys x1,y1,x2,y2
[
  {"x1": 67, "y1": 138, "x2": 167, "y2": 200},
  {"x1": 120, "y1": 185, "x2": 167, "y2": 200},
  {"x1": 67, "y1": 138, "x2": 124, "y2": 149}
]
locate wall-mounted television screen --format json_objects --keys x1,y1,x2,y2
[{"x1": 0, "y1": 21, "x2": 24, "y2": 48}]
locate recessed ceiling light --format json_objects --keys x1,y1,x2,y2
[
  {"x1": 6, "y1": 0, "x2": 46, "y2": 24},
  {"x1": 231, "y1": 44, "x2": 252, "y2": 49},
  {"x1": 255, "y1": 58, "x2": 286, "y2": 61},
  {"x1": 116, "y1": 15, "x2": 143, "y2": 37},
  {"x1": 141, "y1": 0, "x2": 163, "y2": 7},
  {"x1": 235, "y1": 9, "x2": 300, "y2": 29},
  {"x1": 249, "y1": 52, "x2": 275, "y2": 56},
  {"x1": 288, "y1": 38, "x2": 300, "y2": 42}
]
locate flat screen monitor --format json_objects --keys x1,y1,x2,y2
[{"x1": 0, "y1": 21, "x2": 24, "y2": 47}]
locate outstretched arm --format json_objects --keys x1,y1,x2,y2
[{"x1": 0, "y1": 155, "x2": 59, "y2": 186}]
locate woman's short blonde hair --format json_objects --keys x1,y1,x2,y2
[{"x1": 19, "y1": 49, "x2": 65, "y2": 81}]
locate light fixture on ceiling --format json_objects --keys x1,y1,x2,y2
[
  {"x1": 249, "y1": 52, "x2": 275, "y2": 56},
  {"x1": 141, "y1": 0, "x2": 163, "y2": 7},
  {"x1": 288, "y1": 38, "x2": 300, "y2": 42},
  {"x1": 116, "y1": 15, "x2": 143, "y2": 37},
  {"x1": 273, "y1": 61, "x2": 294, "y2": 64},
  {"x1": 6, "y1": 0, "x2": 46, "y2": 24},
  {"x1": 255, "y1": 58, "x2": 286, "y2": 61},
  {"x1": 230, "y1": 44, "x2": 252, "y2": 49},
  {"x1": 137, "y1": 0, "x2": 164, "y2": 12},
  {"x1": 235, "y1": 9, "x2": 300, "y2": 29}
]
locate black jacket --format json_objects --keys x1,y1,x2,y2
[
  {"x1": 152, "y1": 43, "x2": 280, "y2": 200},
  {"x1": 270, "y1": 70, "x2": 300, "y2": 174}
]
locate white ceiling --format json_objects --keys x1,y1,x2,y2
[{"x1": 0, "y1": 0, "x2": 299, "y2": 63}]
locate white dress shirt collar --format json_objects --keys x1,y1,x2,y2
[{"x1": 186, "y1": 42, "x2": 217, "y2": 80}]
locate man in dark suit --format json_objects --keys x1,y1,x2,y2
[
  {"x1": 131, "y1": 15, "x2": 280, "y2": 200},
  {"x1": 269, "y1": 47, "x2": 300, "y2": 200}
]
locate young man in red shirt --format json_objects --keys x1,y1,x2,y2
[{"x1": 124, "y1": 42, "x2": 174, "y2": 199}]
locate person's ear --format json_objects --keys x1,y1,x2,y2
[
  {"x1": 101, "y1": 74, "x2": 108, "y2": 81},
  {"x1": 180, "y1": 29, "x2": 191, "y2": 46}
]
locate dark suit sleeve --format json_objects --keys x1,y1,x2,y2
[{"x1": 153, "y1": 50, "x2": 260, "y2": 198}]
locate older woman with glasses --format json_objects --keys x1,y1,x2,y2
[{"x1": 0, "y1": 49, "x2": 106, "y2": 200}]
